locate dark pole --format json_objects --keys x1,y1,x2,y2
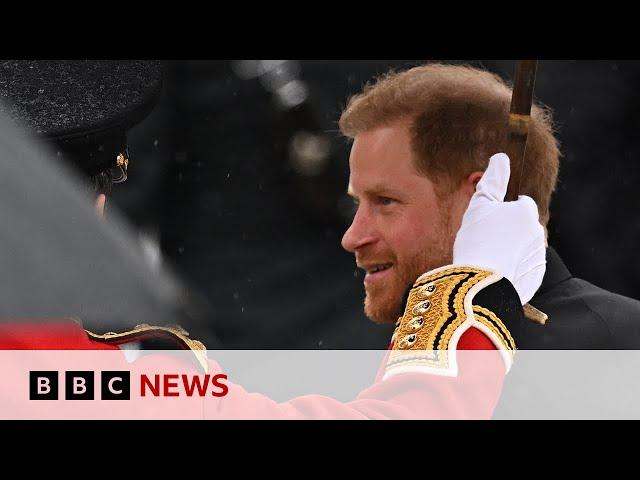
[{"x1": 505, "y1": 60, "x2": 538, "y2": 202}]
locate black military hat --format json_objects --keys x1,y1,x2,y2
[{"x1": 0, "y1": 60, "x2": 163, "y2": 189}]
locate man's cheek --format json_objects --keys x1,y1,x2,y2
[{"x1": 369, "y1": 275, "x2": 401, "y2": 305}]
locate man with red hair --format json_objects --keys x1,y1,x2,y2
[{"x1": 339, "y1": 62, "x2": 640, "y2": 350}]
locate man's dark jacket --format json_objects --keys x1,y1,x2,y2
[
  {"x1": 494, "y1": 247, "x2": 640, "y2": 418},
  {"x1": 519, "y1": 247, "x2": 640, "y2": 349}
]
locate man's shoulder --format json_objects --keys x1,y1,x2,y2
[
  {"x1": 572, "y1": 278, "x2": 640, "y2": 312},
  {"x1": 539, "y1": 275, "x2": 640, "y2": 316},
  {"x1": 531, "y1": 276, "x2": 640, "y2": 348},
  {"x1": 569, "y1": 278, "x2": 640, "y2": 348}
]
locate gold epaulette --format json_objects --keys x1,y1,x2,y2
[
  {"x1": 85, "y1": 324, "x2": 208, "y2": 373},
  {"x1": 384, "y1": 265, "x2": 515, "y2": 379}
]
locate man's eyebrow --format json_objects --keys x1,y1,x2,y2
[
  {"x1": 347, "y1": 184, "x2": 405, "y2": 200},
  {"x1": 356, "y1": 185, "x2": 403, "y2": 197}
]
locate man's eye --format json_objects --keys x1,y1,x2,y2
[{"x1": 379, "y1": 196, "x2": 395, "y2": 206}]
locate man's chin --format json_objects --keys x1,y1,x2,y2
[{"x1": 364, "y1": 294, "x2": 402, "y2": 325}]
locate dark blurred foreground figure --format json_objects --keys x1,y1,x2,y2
[
  {"x1": 0, "y1": 60, "x2": 216, "y2": 350},
  {"x1": 338, "y1": 62, "x2": 640, "y2": 348}
]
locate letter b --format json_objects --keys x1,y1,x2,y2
[
  {"x1": 65, "y1": 371, "x2": 94, "y2": 400},
  {"x1": 29, "y1": 371, "x2": 58, "y2": 400}
]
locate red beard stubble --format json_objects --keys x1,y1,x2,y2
[{"x1": 362, "y1": 209, "x2": 456, "y2": 325}]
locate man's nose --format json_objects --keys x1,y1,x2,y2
[{"x1": 341, "y1": 209, "x2": 376, "y2": 253}]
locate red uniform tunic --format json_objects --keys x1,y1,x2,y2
[{"x1": 0, "y1": 266, "x2": 517, "y2": 419}]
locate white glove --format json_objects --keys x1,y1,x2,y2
[{"x1": 453, "y1": 153, "x2": 546, "y2": 305}]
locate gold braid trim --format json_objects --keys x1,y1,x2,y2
[
  {"x1": 472, "y1": 305, "x2": 516, "y2": 351},
  {"x1": 386, "y1": 266, "x2": 494, "y2": 374},
  {"x1": 85, "y1": 324, "x2": 208, "y2": 373}
]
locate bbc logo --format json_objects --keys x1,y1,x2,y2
[{"x1": 29, "y1": 371, "x2": 131, "y2": 400}]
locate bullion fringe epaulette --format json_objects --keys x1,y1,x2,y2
[
  {"x1": 384, "y1": 265, "x2": 516, "y2": 379},
  {"x1": 85, "y1": 324, "x2": 208, "y2": 373}
]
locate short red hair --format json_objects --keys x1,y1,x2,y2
[{"x1": 339, "y1": 63, "x2": 560, "y2": 227}]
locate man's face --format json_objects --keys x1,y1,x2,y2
[{"x1": 342, "y1": 121, "x2": 469, "y2": 324}]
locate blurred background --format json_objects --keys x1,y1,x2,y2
[{"x1": 108, "y1": 60, "x2": 640, "y2": 349}]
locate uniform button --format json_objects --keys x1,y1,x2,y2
[
  {"x1": 412, "y1": 300, "x2": 431, "y2": 316},
  {"x1": 418, "y1": 283, "x2": 436, "y2": 298},
  {"x1": 398, "y1": 333, "x2": 417, "y2": 349},
  {"x1": 408, "y1": 317, "x2": 424, "y2": 331}
]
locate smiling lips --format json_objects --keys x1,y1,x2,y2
[{"x1": 360, "y1": 262, "x2": 394, "y2": 284}]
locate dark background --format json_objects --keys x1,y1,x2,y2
[{"x1": 110, "y1": 60, "x2": 640, "y2": 349}]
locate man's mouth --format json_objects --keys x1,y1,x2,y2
[{"x1": 360, "y1": 263, "x2": 394, "y2": 284}]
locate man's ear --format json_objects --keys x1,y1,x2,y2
[
  {"x1": 95, "y1": 193, "x2": 106, "y2": 217},
  {"x1": 465, "y1": 171, "x2": 484, "y2": 198}
]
